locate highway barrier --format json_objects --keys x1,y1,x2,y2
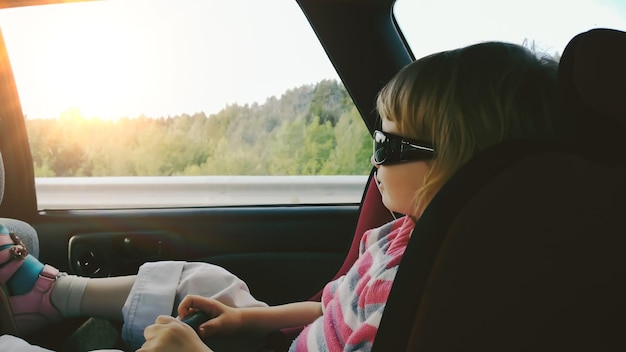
[{"x1": 35, "y1": 175, "x2": 370, "y2": 210}]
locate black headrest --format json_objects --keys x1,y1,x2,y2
[{"x1": 558, "y1": 28, "x2": 626, "y2": 166}]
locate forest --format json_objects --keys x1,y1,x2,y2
[{"x1": 25, "y1": 79, "x2": 373, "y2": 177}]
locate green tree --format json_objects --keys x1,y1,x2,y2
[
  {"x1": 322, "y1": 107, "x2": 371, "y2": 175},
  {"x1": 25, "y1": 79, "x2": 372, "y2": 177}
]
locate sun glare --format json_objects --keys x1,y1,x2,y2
[
  {"x1": 56, "y1": 2, "x2": 159, "y2": 120},
  {"x1": 0, "y1": 1, "x2": 140, "y2": 119},
  {"x1": 1, "y1": 0, "x2": 624, "y2": 121},
  {"x1": 0, "y1": 0, "x2": 342, "y2": 121}
]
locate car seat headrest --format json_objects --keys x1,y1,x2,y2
[
  {"x1": 559, "y1": 28, "x2": 626, "y2": 165},
  {"x1": 563, "y1": 28, "x2": 626, "y2": 123}
]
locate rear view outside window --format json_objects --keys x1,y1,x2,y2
[
  {"x1": 395, "y1": 0, "x2": 626, "y2": 61},
  {"x1": 0, "y1": 0, "x2": 372, "y2": 209}
]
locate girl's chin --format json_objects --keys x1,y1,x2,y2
[
  {"x1": 382, "y1": 200, "x2": 409, "y2": 217},
  {"x1": 381, "y1": 197, "x2": 395, "y2": 212}
]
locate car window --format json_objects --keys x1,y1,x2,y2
[
  {"x1": 0, "y1": 0, "x2": 372, "y2": 210},
  {"x1": 395, "y1": 0, "x2": 626, "y2": 61}
]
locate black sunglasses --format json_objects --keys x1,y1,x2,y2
[{"x1": 372, "y1": 130, "x2": 435, "y2": 165}]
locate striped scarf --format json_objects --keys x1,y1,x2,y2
[{"x1": 290, "y1": 216, "x2": 414, "y2": 351}]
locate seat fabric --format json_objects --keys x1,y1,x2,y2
[
  {"x1": 558, "y1": 28, "x2": 626, "y2": 166},
  {"x1": 407, "y1": 151, "x2": 626, "y2": 351}
]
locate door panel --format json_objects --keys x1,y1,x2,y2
[{"x1": 34, "y1": 205, "x2": 359, "y2": 306}]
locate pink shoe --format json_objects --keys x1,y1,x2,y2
[{"x1": 0, "y1": 232, "x2": 62, "y2": 337}]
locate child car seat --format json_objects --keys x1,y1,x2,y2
[
  {"x1": 373, "y1": 28, "x2": 626, "y2": 351},
  {"x1": 0, "y1": 152, "x2": 40, "y2": 258},
  {"x1": 0, "y1": 151, "x2": 42, "y2": 336}
]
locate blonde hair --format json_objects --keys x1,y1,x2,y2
[{"x1": 376, "y1": 42, "x2": 565, "y2": 212}]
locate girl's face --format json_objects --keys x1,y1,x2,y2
[{"x1": 372, "y1": 119, "x2": 432, "y2": 218}]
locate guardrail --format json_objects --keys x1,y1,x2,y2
[{"x1": 35, "y1": 175, "x2": 371, "y2": 210}]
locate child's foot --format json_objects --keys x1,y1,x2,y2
[{"x1": 0, "y1": 224, "x2": 62, "y2": 336}]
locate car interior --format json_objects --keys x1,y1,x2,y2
[{"x1": 0, "y1": 0, "x2": 625, "y2": 351}]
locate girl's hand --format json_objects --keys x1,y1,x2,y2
[
  {"x1": 177, "y1": 294, "x2": 245, "y2": 339},
  {"x1": 137, "y1": 315, "x2": 213, "y2": 352}
]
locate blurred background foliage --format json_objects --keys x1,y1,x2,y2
[{"x1": 26, "y1": 79, "x2": 372, "y2": 177}]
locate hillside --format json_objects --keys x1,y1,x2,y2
[{"x1": 26, "y1": 79, "x2": 372, "y2": 177}]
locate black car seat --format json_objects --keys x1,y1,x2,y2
[{"x1": 372, "y1": 28, "x2": 626, "y2": 352}]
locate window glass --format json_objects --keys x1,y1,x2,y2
[
  {"x1": 0, "y1": 0, "x2": 372, "y2": 209},
  {"x1": 395, "y1": 0, "x2": 626, "y2": 60}
]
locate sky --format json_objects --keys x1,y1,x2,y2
[
  {"x1": 395, "y1": 0, "x2": 626, "y2": 59},
  {"x1": 0, "y1": 0, "x2": 624, "y2": 120}
]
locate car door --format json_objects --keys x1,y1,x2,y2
[{"x1": 0, "y1": 0, "x2": 390, "y2": 311}]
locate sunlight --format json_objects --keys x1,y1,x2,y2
[
  {"x1": 59, "y1": 107, "x2": 85, "y2": 121},
  {"x1": 50, "y1": 15, "x2": 133, "y2": 119},
  {"x1": 1, "y1": 1, "x2": 139, "y2": 119},
  {"x1": 0, "y1": 0, "x2": 337, "y2": 120}
]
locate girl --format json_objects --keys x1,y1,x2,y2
[{"x1": 0, "y1": 41, "x2": 567, "y2": 351}]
